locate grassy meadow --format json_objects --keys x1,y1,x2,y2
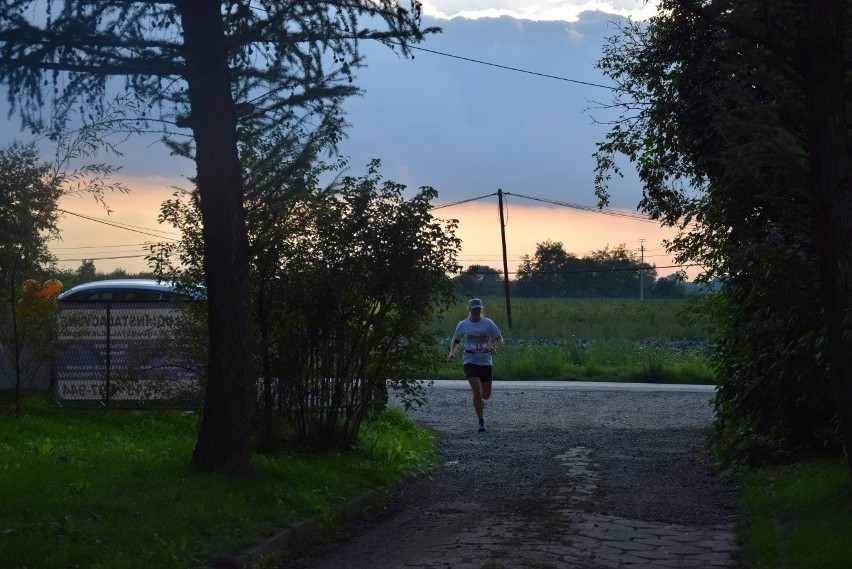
[{"x1": 426, "y1": 297, "x2": 715, "y2": 384}]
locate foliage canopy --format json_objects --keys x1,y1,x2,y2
[{"x1": 594, "y1": 0, "x2": 848, "y2": 468}]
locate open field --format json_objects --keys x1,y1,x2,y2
[
  {"x1": 425, "y1": 297, "x2": 715, "y2": 384},
  {"x1": 429, "y1": 297, "x2": 709, "y2": 341}
]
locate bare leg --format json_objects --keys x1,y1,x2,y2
[
  {"x1": 481, "y1": 381, "x2": 492, "y2": 401},
  {"x1": 467, "y1": 377, "x2": 484, "y2": 420}
]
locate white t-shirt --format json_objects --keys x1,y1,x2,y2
[{"x1": 453, "y1": 317, "x2": 502, "y2": 365}]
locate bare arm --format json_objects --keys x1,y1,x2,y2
[{"x1": 447, "y1": 338, "x2": 461, "y2": 362}]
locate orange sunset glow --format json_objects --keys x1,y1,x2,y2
[
  {"x1": 436, "y1": 201, "x2": 692, "y2": 280},
  {"x1": 52, "y1": 182, "x2": 694, "y2": 281},
  {"x1": 52, "y1": 176, "x2": 187, "y2": 274}
]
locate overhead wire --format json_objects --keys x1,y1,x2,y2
[
  {"x1": 55, "y1": 254, "x2": 151, "y2": 263},
  {"x1": 52, "y1": 243, "x2": 154, "y2": 250},
  {"x1": 430, "y1": 191, "x2": 697, "y2": 274},
  {"x1": 504, "y1": 192, "x2": 655, "y2": 222},
  {"x1": 399, "y1": 43, "x2": 624, "y2": 92},
  {"x1": 393, "y1": 39, "x2": 670, "y2": 231},
  {"x1": 53, "y1": 210, "x2": 180, "y2": 266},
  {"x1": 429, "y1": 191, "x2": 655, "y2": 221},
  {"x1": 59, "y1": 209, "x2": 180, "y2": 241},
  {"x1": 430, "y1": 193, "x2": 496, "y2": 210}
]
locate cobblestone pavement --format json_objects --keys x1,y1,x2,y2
[{"x1": 275, "y1": 381, "x2": 739, "y2": 569}]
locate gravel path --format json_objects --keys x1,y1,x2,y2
[{"x1": 275, "y1": 381, "x2": 739, "y2": 569}]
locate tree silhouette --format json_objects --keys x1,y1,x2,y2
[{"x1": 0, "y1": 1, "x2": 436, "y2": 472}]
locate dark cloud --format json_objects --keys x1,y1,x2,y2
[
  {"x1": 339, "y1": 12, "x2": 642, "y2": 208},
  {"x1": 0, "y1": 12, "x2": 642, "y2": 210}
]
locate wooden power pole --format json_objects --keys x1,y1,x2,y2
[{"x1": 497, "y1": 188, "x2": 513, "y2": 327}]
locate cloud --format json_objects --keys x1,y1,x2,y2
[
  {"x1": 338, "y1": 13, "x2": 644, "y2": 209},
  {"x1": 1, "y1": 9, "x2": 667, "y2": 276},
  {"x1": 421, "y1": 0, "x2": 659, "y2": 22}
]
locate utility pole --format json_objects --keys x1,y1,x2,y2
[
  {"x1": 497, "y1": 189, "x2": 512, "y2": 327},
  {"x1": 639, "y1": 239, "x2": 645, "y2": 301}
]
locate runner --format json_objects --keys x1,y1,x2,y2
[{"x1": 447, "y1": 298, "x2": 504, "y2": 432}]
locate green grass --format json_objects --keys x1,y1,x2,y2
[
  {"x1": 0, "y1": 393, "x2": 438, "y2": 569},
  {"x1": 10, "y1": 294, "x2": 847, "y2": 569},
  {"x1": 429, "y1": 339, "x2": 714, "y2": 384},
  {"x1": 428, "y1": 297, "x2": 714, "y2": 383},
  {"x1": 736, "y1": 457, "x2": 852, "y2": 569},
  {"x1": 430, "y1": 297, "x2": 709, "y2": 341}
]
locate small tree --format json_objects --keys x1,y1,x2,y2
[
  {"x1": 76, "y1": 260, "x2": 96, "y2": 279},
  {"x1": 515, "y1": 240, "x2": 578, "y2": 297},
  {"x1": 587, "y1": 244, "x2": 653, "y2": 298},
  {"x1": 514, "y1": 241, "x2": 653, "y2": 298},
  {"x1": 1, "y1": 143, "x2": 61, "y2": 413},
  {"x1": 652, "y1": 274, "x2": 688, "y2": 299},
  {"x1": 153, "y1": 158, "x2": 460, "y2": 449},
  {"x1": 1, "y1": 137, "x2": 125, "y2": 413},
  {"x1": 276, "y1": 160, "x2": 460, "y2": 448}
]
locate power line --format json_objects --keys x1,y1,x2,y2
[
  {"x1": 59, "y1": 209, "x2": 180, "y2": 241},
  {"x1": 52, "y1": 243, "x2": 152, "y2": 250},
  {"x1": 58, "y1": 250, "x2": 148, "y2": 258},
  {"x1": 430, "y1": 190, "x2": 656, "y2": 222},
  {"x1": 430, "y1": 193, "x2": 495, "y2": 210},
  {"x1": 56, "y1": 254, "x2": 148, "y2": 262},
  {"x1": 505, "y1": 193, "x2": 656, "y2": 222},
  {"x1": 403, "y1": 43, "x2": 622, "y2": 91}
]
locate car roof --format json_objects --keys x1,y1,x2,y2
[{"x1": 58, "y1": 279, "x2": 176, "y2": 300}]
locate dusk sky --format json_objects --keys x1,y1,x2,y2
[{"x1": 1, "y1": 1, "x2": 691, "y2": 281}]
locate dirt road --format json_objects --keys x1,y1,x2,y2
[{"x1": 275, "y1": 381, "x2": 739, "y2": 569}]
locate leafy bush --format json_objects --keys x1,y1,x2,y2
[
  {"x1": 153, "y1": 154, "x2": 460, "y2": 451},
  {"x1": 704, "y1": 230, "x2": 841, "y2": 469}
]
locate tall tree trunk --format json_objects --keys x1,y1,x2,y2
[
  {"x1": 803, "y1": 0, "x2": 852, "y2": 477},
  {"x1": 180, "y1": 1, "x2": 254, "y2": 472}
]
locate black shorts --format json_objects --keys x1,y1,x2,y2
[{"x1": 463, "y1": 364, "x2": 493, "y2": 382}]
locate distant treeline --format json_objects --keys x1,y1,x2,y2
[
  {"x1": 55, "y1": 244, "x2": 697, "y2": 302},
  {"x1": 453, "y1": 241, "x2": 695, "y2": 299}
]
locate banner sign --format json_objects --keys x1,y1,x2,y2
[{"x1": 55, "y1": 302, "x2": 197, "y2": 403}]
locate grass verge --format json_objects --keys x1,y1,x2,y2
[
  {"x1": 429, "y1": 340, "x2": 714, "y2": 384},
  {"x1": 427, "y1": 297, "x2": 715, "y2": 384},
  {"x1": 0, "y1": 393, "x2": 439, "y2": 569},
  {"x1": 736, "y1": 457, "x2": 852, "y2": 569}
]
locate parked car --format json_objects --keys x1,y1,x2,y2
[{"x1": 58, "y1": 279, "x2": 186, "y2": 303}]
